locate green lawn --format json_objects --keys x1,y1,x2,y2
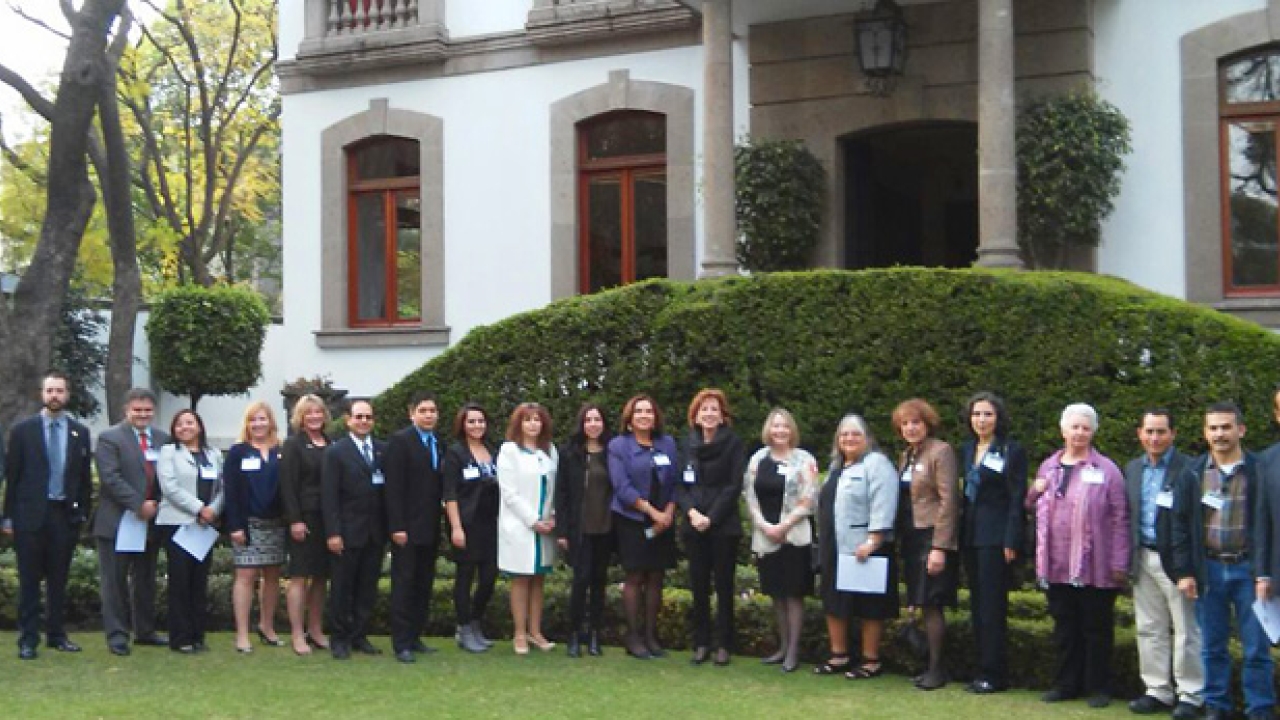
[{"x1": 0, "y1": 631, "x2": 1140, "y2": 719}]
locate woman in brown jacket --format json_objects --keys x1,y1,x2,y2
[{"x1": 892, "y1": 398, "x2": 960, "y2": 690}]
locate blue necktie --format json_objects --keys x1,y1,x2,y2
[
  {"x1": 47, "y1": 419, "x2": 65, "y2": 500},
  {"x1": 362, "y1": 440, "x2": 374, "y2": 467},
  {"x1": 427, "y1": 434, "x2": 438, "y2": 470}
]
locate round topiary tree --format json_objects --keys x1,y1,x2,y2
[
  {"x1": 376, "y1": 269, "x2": 1280, "y2": 464},
  {"x1": 734, "y1": 137, "x2": 826, "y2": 272},
  {"x1": 147, "y1": 284, "x2": 271, "y2": 409}
]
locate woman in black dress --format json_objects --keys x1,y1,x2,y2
[
  {"x1": 958, "y1": 391, "x2": 1027, "y2": 694},
  {"x1": 677, "y1": 389, "x2": 745, "y2": 667},
  {"x1": 743, "y1": 407, "x2": 820, "y2": 672},
  {"x1": 279, "y1": 394, "x2": 332, "y2": 655},
  {"x1": 443, "y1": 402, "x2": 500, "y2": 653},
  {"x1": 554, "y1": 403, "x2": 615, "y2": 658}
]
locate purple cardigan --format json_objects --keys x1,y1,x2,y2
[
  {"x1": 1028, "y1": 447, "x2": 1130, "y2": 588},
  {"x1": 607, "y1": 433, "x2": 678, "y2": 522}
]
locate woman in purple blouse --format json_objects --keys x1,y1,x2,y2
[{"x1": 1027, "y1": 402, "x2": 1130, "y2": 710}]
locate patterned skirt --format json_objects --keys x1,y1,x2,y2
[{"x1": 233, "y1": 516, "x2": 287, "y2": 567}]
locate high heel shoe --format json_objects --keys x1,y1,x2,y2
[
  {"x1": 305, "y1": 633, "x2": 329, "y2": 650},
  {"x1": 513, "y1": 634, "x2": 529, "y2": 656},
  {"x1": 256, "y1": 629, "x2": 284, "y2": 647},
  {"x1": 529, "y1": 635, "x2": 556, "y2": 652}
]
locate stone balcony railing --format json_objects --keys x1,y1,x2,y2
[
  {"x1": 294, "y1": 0, "x2": 449, "y2": 75},
  {"x1": 526, "y1": 0, "x2": 699, "y2": 46}
]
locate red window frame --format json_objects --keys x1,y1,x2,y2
[
  {"x1": 1219, "y1": 50, "x2": 1280, "y2": 296},
  {"x1": 346, "y1": 142, "x2": 421, "y2": 327}
]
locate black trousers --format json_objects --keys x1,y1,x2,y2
[
  {"x1": 329, "y1": 541, "x2": 385, "y2": 647},
  {"x1": 568, "y1": 532, "x2": 614, "y2": 631},
  {"x1": 389, "y1": 541, "x2": 438, "y2": 652},
  {"x1": 453, "y1": 558, "x2": 498, "y2": 626},
  {"x1": 164, "y1": 526, "x2": 211, "y2": 649},
  {"x1": 964, "y1": 546, "x2": 1011, "y2": 686},
  {"x1": 1047, "y1": 584, "x2": 1118, "y2": 696},
  {"x1": 97, "y1": 536, "x2": 161, "y2": 644},
  {"x1": 685, "y1": 530, "x2": 739, "y2": 650},
  {"x1": 14, "y1": 502, "x2": 76, "y2": 648}
]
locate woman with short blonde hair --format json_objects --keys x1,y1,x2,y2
[{"x1": 279, "y1": 394, "x2": 332, "y2": 655}]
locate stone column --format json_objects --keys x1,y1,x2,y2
[
  {"x1": 699, "y1": 0, "x2": 738, "y2": 277},
  {"x1": 975, "y1": 0, "x2": 1023, "y2": 269}
]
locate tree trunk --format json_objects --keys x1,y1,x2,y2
[{"x1": 0, "y1": 0, "x2": 126, "y2": 430}]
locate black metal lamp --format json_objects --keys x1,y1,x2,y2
[{"x1": 855, "y1": 0, "x2": 907, "y2": 94}]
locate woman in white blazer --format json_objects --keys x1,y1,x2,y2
[
  {"x1": 497, "y1": 402, "x2": 559, "y2": 655},
  {"x1": 156, "y1": 409, "x2": 224, "y2": 653}
]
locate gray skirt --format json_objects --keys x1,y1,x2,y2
[{"x1": 233, "y1": 517, "x2": 287, "y2": 567}]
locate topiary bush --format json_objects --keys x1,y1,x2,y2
[
  {"x1": 376, "y1": 269, "x2": 1280, "y2": 463},
  {"x1": 734, "y1": 137, "x2": 826, "y2": 272}
]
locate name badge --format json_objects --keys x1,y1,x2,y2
[
  {"x1": 1156, "y1": 491, "x2": 1174, "y2": 509},
  {"x1": 981, "y1": 454, "x2": 1005, "y2": 473},
  {"x1": 1202, "y1": 493, "x2": 1224, "y2": 510},
  {"x1": 462, "y1": 466, "x2": 481, "y2": 481},
  {"x1": 144, "y1": 449, "x2": 159, "y2": 462},
  {"x1": 1082, "y1": 468, "x2": 1105, "y2": 485},
  {"x1": 199, "y1": 465, "x2": 217, "y2": 481},
  {"x1": 901, "y1": 467, "x2": 913, "y2": 484},
  {"x1": 653, "y1": 453, "x2": 671, "y2": 467},
  {"x1": 683, "y1": 467, "x2": 696, "y2": 484},
  {"x1": 372, "y1": 470, "x2": 386, "y2": 486},
  {"x1": 241, "y1": 456, "x2": 262, "y2": 472},
  {"x1": 776, "y1": 463, "x2": 790, "y2": 476}
]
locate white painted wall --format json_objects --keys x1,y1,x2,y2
[
  {"x1": 279, "y1": 0, "x2": 303, "y2": 62},
  {"x1": 447, "y1": 0, "x2": 530, "y2": 38},
  {"x1": 1094, "y1": 0, "x2": 1265, "y2": 298}
]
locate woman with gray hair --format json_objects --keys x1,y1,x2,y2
[
  {"x1": 1026, "y1": 402, "x2": 1129, "y2": 709},
  {"x1": 814, "y1": 414, "x2": 899, "y2": 680}
]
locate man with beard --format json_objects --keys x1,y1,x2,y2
[{"x1": 1, "y1": 372, "x2": 93, "y2": 659}]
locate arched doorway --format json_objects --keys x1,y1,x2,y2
[{"x1": 842, "y1": 122, "x2": 979, "y2": 269}]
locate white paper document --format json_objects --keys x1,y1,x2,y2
[
  {"x1": 115, "y1": 511, "x2": 149, "y2": 553},
  {"x1": 173, "y1": 523, "x2": 220, "y2": 562},
  {"x1": 836, "y1": 555, "x2": 889, "y2": 594},
  {"x1": 1254, "y1": 597, "x2": 1280, "y2": 645}
]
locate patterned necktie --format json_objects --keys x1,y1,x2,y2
[
  {"x1": 140, "y1": 430, "x2": 156, "y2": 499},
  {"x1": 362, "y1": 440, "x2": 374, "y2": 466}
]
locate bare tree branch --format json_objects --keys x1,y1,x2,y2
[
  {"x1": 0, "y1": 62, "x2": 55, "y2": 121},
  {"x1": 7, "y1": 1, "x2": 73, "y2": 41}
]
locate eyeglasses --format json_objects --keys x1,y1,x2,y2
[{"x1": 351, "y1": 414, "x2": 374, "y2": 420}]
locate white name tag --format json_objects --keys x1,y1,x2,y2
[
  {"x1": 1156, "y1": 491, "x2": 1174, "y2": 509},
  {"x1": 901, "y1": 468, "x2": 913, "y2": 484},
  {"x1": 241, "y1": 456, "x2": 262, "y2": 472},
  {"x1": 462, "y1": 467, "x2": 480, "y2": 480},
  {"x1": 982, "y1": 454, "x2": 1005, "y2": 473},
  {"x1": 372, "y1": 470, "x2": 386, "y2": 486},
  {"x1": 683, "y1": 468, "x2": 696, "y2": 484},
  {"x1": 144, "y1": 449, "x2": 159, "y2": 462},
  {"x1": 1082, "y1": 468, "x2": 1105, "y2": 485},
  {"x1": 653, "y1": 453, "x2": 671, "y2": 467},
  {"x1": 776, "y1": 463, "x2": 789, "y2": 476},
  {"x1": 199, "y1": 465, "x2": 218, "y2": 481},
  {"x1": 1202, "y1": 493, "x2": 1224, "y2": 510}
]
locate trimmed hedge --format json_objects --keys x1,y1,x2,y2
[{"x1": 375, "y1": 269, "x2": 1280, "y2": 462}]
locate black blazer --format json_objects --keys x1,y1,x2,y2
[
  {"x1": 383, "y1": 426, "x2": 444, "y2": 546},
  {"x1": 1168, "y1": 451, "x2": 1263, "y2": 593},
  {"x1": 1124, "y1": 449, "x2": 1191, "y2": 575},
  {"x1": 441, "y1": 440, "x2": 498, "y2": 530},
  {"x1": 1260, "y1": 444, "x2": 1280, "y2": 583},
  {"x1": 3, "y1": 414, "x2": 92, "y2": 531},
  {"x1": 958, "y1": 437, "x2": 1027, "y2": 550},
  {"x1": 321, "y1": 434, "x2": 387, "y2": 548},
  {"x1": 279, "y1": 431, "x2": 328, "y2": 524},
  {"x1": 676, "y1": 425, "x2": 745, "y2": 537}
]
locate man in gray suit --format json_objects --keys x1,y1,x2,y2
[{"x1": 92, "y1": 388, "x2": 169, "y2": 655}]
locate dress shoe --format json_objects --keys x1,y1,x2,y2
[
  {"x1": 966, "y1": 680, "x2": 1006, "y2": 694},
  {"x1": 714, "y1": 648, "x2": 731, "y2": 666},
  {"x1": 781, "y1": 656, "x2": 799, "y2": 673},
  {"x1": 690, "y1": 646, "x2": 710, "y2": 665},
  {"x1": 529, "y1": 635, "x2": 555, "y2": 652},
  {"x1": 172, "y1": 645, "x2": 198, "y2": 655},
  {"x1": 1041, "y1": 689, "x2": 1079, "y2": 703},
  {"x1": 331, "y1": 643, "x2": 351, "y2": 660},
  {"x1": 257, "y1": 629, "x2": 285, "y2": 647},
  {"x1": 761, "y1": 650, "x2": 786, "y2": 665},
  {"x1": 410, "y1": 640, "x2": 436, "y2": 654},
  {"x1": 624, "y1": 636, "x2": 652, "y2": 659},
  {"x1": 234, "y1": 644, "x2": 253, "y2": 654},
  {"x1": 915, "y1": 671, "x2": 947, "y2": 691},
  {"x1": 1130, "y1": 696, "x2": 1173, "y2": 714},
  {"x1": 645, "y1": 639, "x2": 666, "y2": 658},
  {"x1": 586, "y1": 630, "x2": 602, "y2": 657},
  {"x1": 1172, "y1": 703, "x2": 1204, "y2": 720},
  {"x1": 457, "y1": 625, "x2": 488, "y2": 654},
  {"x1": 134, "y1": 635, "x2": 168, "y2": 647},
  {"x1": 395, "y1": 649, "x2": 416, "y2": 663},
  {"x1": 305, "y1": 633, "x2": 330, "y2": 650},
  {"x1": 513, "y1": 635, "x2": 530, "y2": 656},
  {"x1": 193, "y1": 641, "x2": 209, "y2": 653},
  {"x1": 108, "y1": 642, "x2": 131, "y2": 657},
  {"x1": 48, "y1": 639, "x2": 81, "y2": 653},
  {"x1": 352, "y1": 638, "x2": 382, "y2": 655},
  {"x1": 567, "y1": 632, "x2": 582, "y2": 658},
  {"x1": 18, "y1": 645, "x2": 37, "y2": 660},
  {"x1": 470, "y1": 621, "x2": 495, "y2": 648},
  {"x1": 1088, "y1": 694, "x2": 1112, "y2": 709}
]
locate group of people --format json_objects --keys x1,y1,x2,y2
[{"x1": 2, "y1": 372, "x2": 1279, "y2": 720}]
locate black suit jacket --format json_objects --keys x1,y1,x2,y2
[
  {"x1": 3, "y1": 413, "x2": 92, "y2": 531},
  {"x1": 1124, "y1": 449, "x2": 1191, "y2": 576},
  {"x1": 1254, "y1": 443, "x2": 1280, "y2": 583},
  {"x1": 322, "y1": 434, "x2": 387, "y2": 548},
  {"x1": 958, "y1": 437, "x2": 1027, "y2": 550},
  {"x1": 383, "y1": 426, "x2": 444, "y2": 546},
  {"x1": 675, "y1": 426, "x2": 745, "y2": 537}
]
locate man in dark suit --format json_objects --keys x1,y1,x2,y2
[
  {"x1": 322, "y1": 399, "x2": 387, "y2": 660},
  {"x1": 1123, "y1": 410, "x2": 1202, "y2": 718},
  {"x1": 384, "y1": 391, "x2": 446, "y2": 663},
  {"x1": 92, "y1": 388, "x2": 170, "y2": 656},
  {"x1": 1, "y1": 372, "x2": 93, "y2": 659}
]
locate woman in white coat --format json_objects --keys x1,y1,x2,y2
[{"x1": 497, "y1": 402, "x2": 559, "y2": 655}]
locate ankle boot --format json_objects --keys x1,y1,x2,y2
[
  {"x1": 587, "y1": 629, "x2": 602, "y2": 656},
  {"x1": 457, "y1": 624, "x2": 488, "y2": 654},
  {"x1": 567, "y1": 631, "x2": 582, "y2": 658},
  {"x1": 470, "y1": 621, "x2": 494, "y2": 648}
]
